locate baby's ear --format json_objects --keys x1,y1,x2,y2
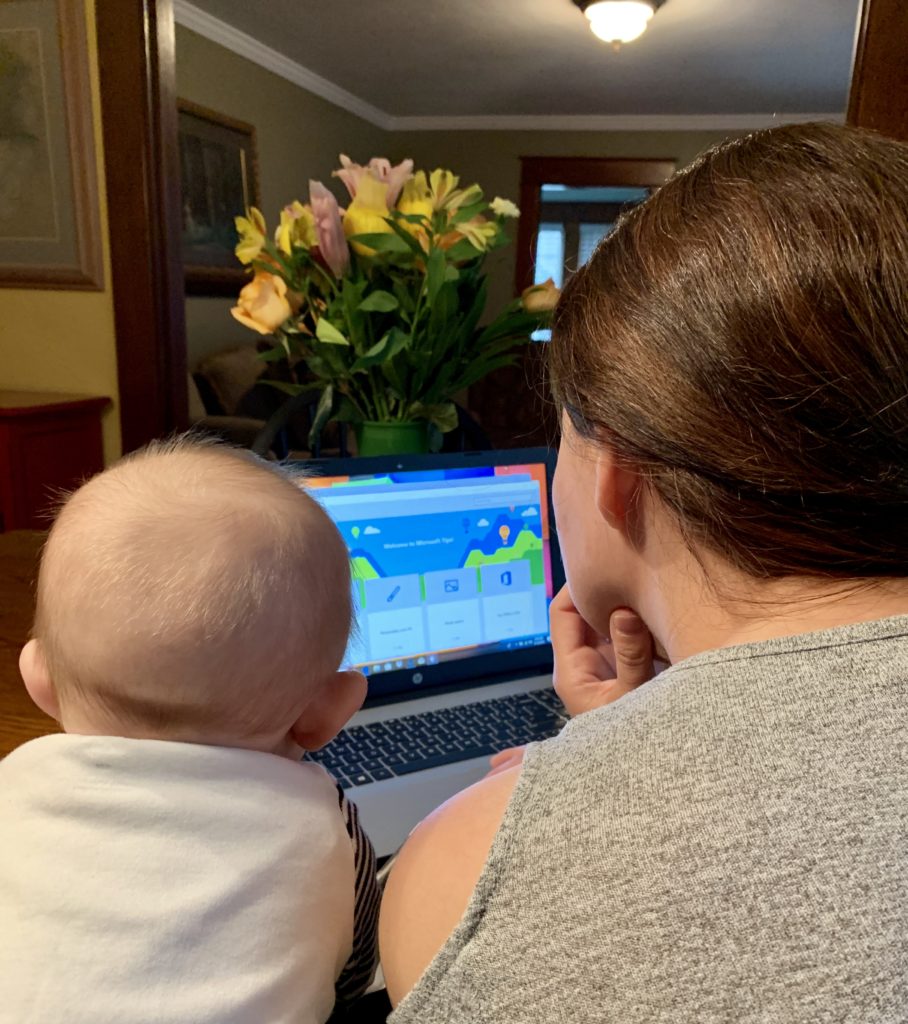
[
  {"x1": 290, "y1": 669, "x2": 367, "y2": 751},
  {"x1": 19, "y1": 639, "x2": 61, "y2": 722}
]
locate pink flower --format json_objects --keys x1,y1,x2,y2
[
  {"x1": 333, "y1": 154, "x2": 414, "y2": 208},
  {"x1": 309, "y1": 180, "x2": 350, "y2": 278}
]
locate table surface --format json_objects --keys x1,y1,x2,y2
[{"x1": 0, "y1": 531, "x2": 58, "y2": 757}]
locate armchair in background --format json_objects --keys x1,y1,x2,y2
[{"x1": 189, "y1": 343, "x2": 349, "y2": 459}]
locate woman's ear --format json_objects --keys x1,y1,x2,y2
[
  {"x1": 594, "y1": 448, "x2": 641, "y2": 532},
  {"x1": 290, "y1": 669, "x2": 367, "y2": 751},
  {"x1": 19, "y1": 639, "x2": 61, "y2": 722}
]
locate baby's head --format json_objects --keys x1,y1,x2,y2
[{"x1": 20, "y1": 437, "x2": 365, "y2": 754}]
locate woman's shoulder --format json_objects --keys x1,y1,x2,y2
[{"x1": 380, "y1": 763, "x2": 522, "y2": 1006}]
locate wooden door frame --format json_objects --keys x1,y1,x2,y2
[
  {"x1": 95, "y1": 0, "x2": 188, "y2": 454},
  {"x1": 847, "y1": 0, "x2": 908, "y2": 141},
  {"x1": 514, "y1": 156, "x2": 676, "y2": 293}
]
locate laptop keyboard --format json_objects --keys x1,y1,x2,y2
[{"x1": 304, "y1": 688, "x2": 568, "y2": 789}]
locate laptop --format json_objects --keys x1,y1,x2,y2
[{"x1": 296, "y1": 447, "x2": 567, "y2": 858}]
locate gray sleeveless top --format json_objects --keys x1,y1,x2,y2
[{"x1": 390, "y1": 616, "x2": 908, "y2": 1023}]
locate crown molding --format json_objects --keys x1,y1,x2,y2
[
  {"x1": 390, "y1": 112, "x2": 846, "y2": 132},
  {"x1": 173, "y1": 2, "x2": 845, "y2": 135},
  {"x1": 172, "y1": 0, "x2": 393, "y2": 129}
]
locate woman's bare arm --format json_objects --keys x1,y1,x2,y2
[{"x1": 379, "y1": 765, "x2": 521, "y2": 1006}]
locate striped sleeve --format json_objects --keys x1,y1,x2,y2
[{"x1": 332, "y1": 785, "x2": 380, "y2": 1010}]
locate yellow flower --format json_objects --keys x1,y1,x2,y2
[
  {"x1": 396, "y1": 172, "x2": 434, "y2": 241},
  {"x1": 275, "y1": 201, "x2": 317, "y2": 255},
  {"x1": 429, "y1": 168, "x2": 459, "y2": 210},
  {"x1": 447, "y1": 183, "x2": 483, "y2": 213},
  {"x1": 429, "y1": 166, "x2": 483, "y2": 214},
  {"x1": 490, "y1": 196, "x2": 520, "y2": 219},
  {"x1": 230, "y1": 272, "x2": 292, "y2": 335},
  {"x1": 343, "y1": 173, "x2": 393, "y2": 255},
  {"x1": 234, "y1": 207, "x2": 267, "y2": 265},
  {"x1": 521, "y1": 277, "x2": 560, "y2": 313},
  {"x1": 456, "y1": 216, "x2": 498, "y2": 251}
]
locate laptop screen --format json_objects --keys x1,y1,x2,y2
[{"x1": 302, "y1": 449, "x2": 562, "y2": 703}]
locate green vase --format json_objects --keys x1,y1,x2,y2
[{"x1": 355, "y1": 420, "x2": 429, "y2": 457}]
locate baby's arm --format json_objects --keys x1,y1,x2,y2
[{"x1": 332, "y1": 787, "x2": 380, "y2": 1010}]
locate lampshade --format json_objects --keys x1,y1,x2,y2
[{"x1": 573, "y1": 0, "x2": 666, "y2": 45}]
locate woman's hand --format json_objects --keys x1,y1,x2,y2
[
  {"x1": 551, "y1": 585, "x2": 656, "y2": 717},
  {"x1": 482, "y1": 589, "x2": 658, "y2": 777}
]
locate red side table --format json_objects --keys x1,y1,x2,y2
[{"x1": 0, "y1": 391, "x2": 111, "y2": 531}]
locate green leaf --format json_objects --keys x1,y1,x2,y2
[
  {"x1": 386, "y1": 217, "x2": 428, "y2": 256},
  {"x1": 340, "y1": 278, "x2": 368, "y2": 319},
  {"x1": 352, "y1": 334, "x2": 390, "y2": 371},
  {"x1": 392, "y1": 280, "x2": 417, "y2": 315},
  {"x1": 381, "y1": 359, "x2": 408, "y2": 400},
  {"x1": 348, "y1": 231, "x2": 412, "y2": 254},
  {"x1": 452, "y1": 354, "x2": 519, "y2": 392},
  {"x1": 318, "y1": 344, "x2": 350, "y2": 376},
  {"x1": 450, "y1": 199, "x2": 487, "y2": 226},
  {"x1": 477, "y1": 319, "x2": 539, "y2": 349},
  {"x1": 351, "y1": 327, "x2": 411, "y2": 372},
  {"x1": 358, "y1": 290, "x2": 399, "y2": 313},
  {"x1": 334, "y1": 396, "x2": 363, "y2": 425},
  {"x1": 263, "y1": 379, "x2": 309, "y2": 398},
  {"x1": 257, "y1": 346, "x2": 291, "y2": 363},
  {"x1": 308, "y1": 384, "x2": 335, "y2": 450},
  {"x1": 394, "y1": 211, "x2": 431, "y2": 226},
  {"x1": 410, "y1": 401, "x2": 458, "y2": 434},
  {"x1": 315, "y1": 318, "x2": 349, "y2": 346},
  {"x1": 425, "y1": 247, "x2": 447, "y2": 306},
  {"x1": 444, "y1": 238, "x2": 483, "y2": 263}
]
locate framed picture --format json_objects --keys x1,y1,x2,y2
[
  {"x1": 177, "y1": 99, "x2": 260, "y2": 296},
  {"x1": 0, "y1": 0, "x2": 103, "y2": 290}
]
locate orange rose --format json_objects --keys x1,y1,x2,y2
[
  {"x1": 521, "y1": 277, "x2": 560, "y2": 313},
  {"x1": 230, "y1": 272, "x2": 292, "y2": 335}
]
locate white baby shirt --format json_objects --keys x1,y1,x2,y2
[{"x1": 0, "y1": 734, "x2": 356, "y2": 1023}]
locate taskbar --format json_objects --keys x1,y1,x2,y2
[{"x1": 358, "y1": 632, "x2": 551, "y2": 676}]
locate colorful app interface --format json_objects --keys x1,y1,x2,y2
[{"x1": 308, "y1": 465, "x2": 554, "y2": 674}]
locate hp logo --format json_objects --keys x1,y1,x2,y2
[{"x1": 412, "y1": 672, "x2": 424, "y2": 684}]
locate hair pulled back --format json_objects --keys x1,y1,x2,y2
[{"x1": 549, "y1": 122, "x2": 908, "y2": 579}]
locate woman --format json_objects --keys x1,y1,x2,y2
[{"x1": 379, "y1": 123, "x2": 908, "y2": 1022}]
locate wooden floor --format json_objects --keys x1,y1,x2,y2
[{"x1": 0, "y1": 531, "x2": 58, "y2": 757}]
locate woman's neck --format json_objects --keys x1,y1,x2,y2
[{"x1": 643, "y1": 552, "x2": 908, "y2": 665}]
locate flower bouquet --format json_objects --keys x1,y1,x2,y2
[{"x1": 230, "y1": 154, "x2": 558, "y2": 454}]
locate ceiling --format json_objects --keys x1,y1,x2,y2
[{"x1": 179, "y1": 0, "x2": 860, "y2": 124}]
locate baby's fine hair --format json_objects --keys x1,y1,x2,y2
[{"x1": 33, "y1": 436, "x2": 352, "y2": 742}]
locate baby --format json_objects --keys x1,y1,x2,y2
[{"x1": 0, "y1": 438, "x2": 377, "y2": 1024}]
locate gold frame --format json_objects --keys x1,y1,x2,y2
[
  {"x1": 0, "y1": 0, "x2": 103, "y2": 290},
  {"x1": 177, "y1": 98, "x2": 260, "y2": 297}
]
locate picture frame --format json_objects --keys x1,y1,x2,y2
[
  {"x1": 0, "y1": 0, "x2": 104, "y2": 290},
  {"x1": 177, "y1": 99, "x2": 260, "y2": 296}
]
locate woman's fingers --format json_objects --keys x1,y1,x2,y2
[
  {"x1": 609, "y1": 609, "x2": 655, "y2": 689},
  {"x1": 549, "y1": 584, "x2": 588, "y2": 653},
  {"x1": 551, "y1": 593, "x2": 657, "y2": 716}
]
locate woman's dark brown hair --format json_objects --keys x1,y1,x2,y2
[{"x1": 549, "y1": 122, "x2": 908, "y2": 579}]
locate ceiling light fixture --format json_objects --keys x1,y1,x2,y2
[{"x1": 572, "y1": 0, "x2": 667, "y2": 48}]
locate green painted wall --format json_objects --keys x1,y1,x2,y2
[{"x1": 176, "y1": 25, "x2": 388, "y2": 366}]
